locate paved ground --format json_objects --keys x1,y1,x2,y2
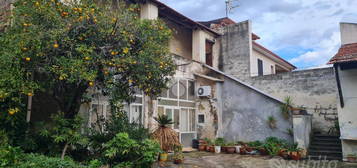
[{"x1": 154, "y1": 152, "x2": 357, "y2": 168}]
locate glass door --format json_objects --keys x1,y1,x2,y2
[{"x1": 180, "y1": 108, "x2": 196, "y2": 147}]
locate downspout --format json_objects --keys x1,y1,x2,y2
[{"x1": 334, "y1": 64, "x2": 344, "y2": 108}]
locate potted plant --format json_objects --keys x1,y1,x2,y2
[
  {"x1": 347, "y1": 154, "x2": 357, "y2": 163},
  {"x1": 152, "y1": 115, "x2": 180, "y2": 162},
  {"x1": 288, "y1": 144, "x2": 302, "y2": 161},
  {"x1": 205, "y1": 139, "x2": 214, "y2": 152},
  {"x1": 173, "y1": 144, "x2": 184, "y2": 164},
  {"x1": 280, "y1": 96, "x2": 293, "y2": 119},
  {"x1": 267, "y1": 116, "x2": 277, "y2": 129},
  {"x1": 214, "y1": 138, "x2": 225, "y2": 154},
  {"x1": 225, "y1": 142, "x2": 236, "y2": 154},
  {"x1": 198, "y1": 139, "x2": 207, "y2": 151}
]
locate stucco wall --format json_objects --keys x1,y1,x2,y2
[
  {"x1": 248, "y1": 68, "x2": 338, "y2": 133},
  {"x1": 251, "y1": 49, "x2": 276, "y2": 76},
  {"x1": 340, "y1": 23, "x2": 357, "y2": 45},
  {"x1": 219, "y1": 20, "x2": 252, "y2": 81},
  {"x1": 337, "y1": 67, "x2": 357, "y2": 159},
  {"x1": 218, "y1": 76, "x2": 293, "y2": 143},
  {"x1": 219, "y1": 20, "x2": 338, "y2": 133},
  {"x1": 166, "y1": 20, "x2": 193, "y2": 60},
  {"x1": 293, "y1": 115, "x2": 312, "y2": 150}
]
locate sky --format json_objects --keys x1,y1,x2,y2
[{"x1": 159, "y1": 0, "x2": 357, "y2": 69}]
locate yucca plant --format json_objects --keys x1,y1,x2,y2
[{"x1": 152, "y1": 115, "x2": 180, "y2": 152}]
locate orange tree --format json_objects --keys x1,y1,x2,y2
[{"x1": 0, "y1": 0, "x2": 174, "y2": 121}]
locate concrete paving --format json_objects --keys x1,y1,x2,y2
[{"x1": 154, "y1": 152, "x2": 357, "y2": 168}]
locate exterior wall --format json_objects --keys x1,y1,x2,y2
[
  {"x1": 217, "y1": 76, "x2": 293, "y2": 143},
  {"x1": 293, "y1": 115, "x2": 312, "y2": 150},
  {"x1": 220, "y1": 20, "x2": 252, "y2": 81},
  {"x1": 251, "y1": 49, "x2": 276, "y2": 76},
  {"x1": 166, "y1": 20, "x2": 193, "y2": 60},
  {"x1": 220, "y1": 20, "x2": 338, "y2": 133},
  {"x1": 248, "y1": 68, "x2": 338, "y2": 133},
  {"x1": 140, "y1": 1, "x2": 158, "y2": 20},
  {"x1": 340, "y1": 23, "x2": 357, "y2": 45},
  {"x1": 192, "y1": 29, "x2": 218, "y2": 68},
  {"x1": 337, "y1": 67, "x2": 357, "y2": 159}
]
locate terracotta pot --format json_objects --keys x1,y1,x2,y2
[
  {"x1": 347, "y1": 156, "x2": 357, "y2": 163},
  {"x1": 159, "y1": 153, "x2": 168, "y2": 162},
  {"x1": 209, "y1": 146, "x2": 215, "y2": 153},
  {"x1": 221, "y1": 146, "x2": 227, "y2": 152},
  {"x1": 259, "y1": 148, "x2": 268, "y2": 156},
  {"x1": 198, "y1": 144, "x2": 207, "y2": 151},
  {"x1": 240, "y1": 147, "x2": 247, "y2": 155},
  {"x1": 226, "y1": 146, "x2": 236, "y2": 154},
  {"x1": 174, "y1": 159, "x2": 183, "y2": 164},
  {"x1": 278, "y1": 149, "x2": 287, "y2": 157},
  {"x1": 290, "y1": 151, "x2": 301, "y2": 161}
]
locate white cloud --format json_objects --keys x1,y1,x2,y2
[
  {"x1": 289, "y1": 31, "x2": 340, "y2": 67},
  {"x1": 159, "y1": 0, "x2": 357, "y2": 68}
]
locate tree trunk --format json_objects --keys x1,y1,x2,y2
[{"x1": 61, "y1": 142, "x2": 69, "y2": 160}]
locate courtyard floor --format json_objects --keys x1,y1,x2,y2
[{"x1": 154, "y1": 152, "x2": 357, "y2": 168}]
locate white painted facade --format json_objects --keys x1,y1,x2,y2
[
  {"x1": 251, "y1": 49, "x2": 277, "y2": 76},
  {"x1": 338, "y1": 67, "x2": 357, "y2": 160}
]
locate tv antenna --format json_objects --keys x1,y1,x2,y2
[{"x1": 225, "y1": 0, "x2": 239, "y2": 17}]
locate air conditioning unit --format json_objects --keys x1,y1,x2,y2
[{"x1": 197, "y1": 86, "x2": 211, "y2": 97}]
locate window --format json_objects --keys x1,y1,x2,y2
[
  {"x1": 258, "y1": 59, "x2": 263, "y2": 76},
  {"x1": 205, "y1": 40, "x2": 213, "y2": 66},
  {"x1": 159, "y1": 79, "x2": 195, "y2": 101},
  {"x1": 198, "y1": 114, "x2": 205, "y2": 124}
]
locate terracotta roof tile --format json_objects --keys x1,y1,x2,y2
[{"x1": 328, "y1": 43, "x2": 357, "y2": 64}]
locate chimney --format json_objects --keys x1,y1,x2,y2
[{"x1": 340, "y1": 22, "x2": 357, "y2": 45}]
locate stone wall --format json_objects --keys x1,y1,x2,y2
[
  {"x1": 219, "y1": 20, "x2": 252, "y2": 81},
  {"x1": 247, "y1": 68, "x2": 338, "y2": 133},
  {"x1": 220, "y1": 20, "x2": 339, "y2": 133},
  {"x1": 217, "y1": 75, "x2": 293, "y2": 143}
]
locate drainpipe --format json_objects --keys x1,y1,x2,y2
[{"x1": 334, "y1": 64, "x2": 344, "y2": 108}]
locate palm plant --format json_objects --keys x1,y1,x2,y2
[
  {"x1": 280, "y1": 96, "x2": 293, "y2": 119},
  {"x1": 152, "y1": 115, "x2": 180, "y2": 152}
]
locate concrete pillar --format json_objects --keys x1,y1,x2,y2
[
  {"x1": 340, "y1": 22, "x2": 357, "y2": 45},
  {"x1": 293, "y1": 115, "x2": 312, "y2": 150},
  {"x1": 140, "y1": 1, "x2": 158, "y2": 20}
]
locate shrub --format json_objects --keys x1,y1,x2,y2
[
  {"x1": 16, "y1": 154, "x2": 84, "y2": 168},
  {"x1": 103, "y1": 133, "x2": 161, "y2": 167},
  {"x1": 0, "y1": 145, "x2": 24, "y2": 167}
]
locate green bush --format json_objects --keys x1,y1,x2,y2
[
  {"x1": 16, "y1": 154, "x2": 84, "y2": 168},
  {"x1": 0, "y1": 145, "x2": 24, "y2": 167},
  {"x1": 103, "y1": 133, "x2": 161, "y2": 168}
]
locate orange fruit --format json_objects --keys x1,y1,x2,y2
[
  {"x1": 27, "y1": 93, "x2": 33, "y2": 97},
  {"x1": 8, "y1": 111, "x2": 15, "y2": 115},
  {"x1": 25, "y1": 57, "x2": 31, "y2": 61},
  {"x1": 89, "y1": 81, "x2": 94, "y2": 86},
  {"x1": 53, "y1": 43, "x2": 59, "y2": 48},
  {"x1": 84, "y1": 56, "x2": 91, "y2": 60}
]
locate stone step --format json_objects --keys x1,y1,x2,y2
[
  {"x1": 310, "y1": 142, "x2": 341, "y2": 147},
  {"x1": 308, "y1": 155, "x2": 342, "y2": 161},
  {"x1": 309, "y1": 146, "x2": 342, "y2": 151},
  {"x1": 309, "y1": 149, "x2": 342, "y2": 155},
  {"x1": 313, "y1": 134, "x2": 340, "y2": 139},
  {"x1": 312, "y1": 138, "x2": 341, "y2": 143}
]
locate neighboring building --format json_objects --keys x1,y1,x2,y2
[
  {"x1": 200, "y1": 18, "x2": 296, "y2": 77},
  {"x1": 328, "y1": 22, "x2": 357, "y2": 161},
  {"x1": 215, "y1": 19, "x2": 338, "y2": 134}
]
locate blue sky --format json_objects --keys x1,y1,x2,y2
[{"x1": 159, "y1": 0, "x2": 357, "y2": 69}]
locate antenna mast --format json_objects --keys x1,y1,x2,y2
[{"x1": 225, "y1": 0, "x2": 239, "y2": 17}]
